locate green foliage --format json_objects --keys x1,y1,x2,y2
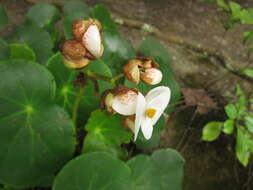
[
  {"x1": 10, "y1": 21, "x2": 54, "y2": 65},
  {"x1": 0, "y1": 5, "x2": 8, "y2": 30},
  {"x1": 26, "y1": 2, "x2": 60, "y2": 28},
  {"x1": 0, "y1": 60, "x2": 75, "y2": 188},
  {"x1": 53, "y1": 149, "x2": 184, "y2": 190},
  {"x1": 0, "y1": 38, "x2": 9, "y2": 60},
  {"x1": 9, "y1": 44, "x2": 36, "y2": 61},
  {"x1": 82, "y1": 110, "x2": 132, "y2": 158},
  {"x1": 202, "y1": 122, "x2": 223, "y2": 141},
  {"x1": 202, "y1": 86, "x2": 253, "y2": 166},
  {"x1": 0, "y1": 1, "x2": 185, "y2": 189}
]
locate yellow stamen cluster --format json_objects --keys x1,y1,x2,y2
[{"x1": 146, "y1": 108, "x2": 156, "y2": 118}]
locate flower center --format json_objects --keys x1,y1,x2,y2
[{"x1": 146, "y1": 108, "x2": 156, "y2": 118}]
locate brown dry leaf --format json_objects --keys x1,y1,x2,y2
[{"x1": 182, "y1": 88, "x2": 217, "y2": 114}]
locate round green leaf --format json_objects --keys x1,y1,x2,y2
[
  {"x1": 63, "y1": 0, "x2": 89, "y2": 16},
  {"x1": 225, "y1": 104, "x2": 237, "y2": 119},
  {"x1": 0, "y1": 38, "x2": 9, "y2": 60},
  {"x1": 202, "y1": 121, "x2": 223, "y2": 141},
  {"x1": 223, "y1": 119, "x2": 234, "y2": 134},
  {"x1": 10, "y1": 22, "x2": 53, "y2": 64},
  {"x1": 47, "y1": 53, "x2": 99, "y2": 125},
  {"x1": 10, "y1": 43, "x2": 36, "y2": 61},
  {"x1": 26, "y1": 2, "x2": 60, "y2": 28},
  {"x1": 0, "y1": 60, "x2": 75, "y2": 188},
  {"x1": 0, "y1": 5, "x2": 8, "y2": 30},
  {"x1": 53, "y1": 152, "x2": 134, "y2": 190},
  {"x1": 127, "y1": 148, "x2": 185, "y2": 190}
]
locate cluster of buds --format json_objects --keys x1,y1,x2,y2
[
  {"x1": 101, "y1": 85, "x2": 171, "y2": 140},
  {"x1": 123, "y1": 57, "x2": 163, "y2": 85},
  {"x1": 62, "y1": 18, "x2": 104, "y2": 69}
]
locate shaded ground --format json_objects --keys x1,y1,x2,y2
[{"x1": 1, "y1": 0, "x2": 253, "y2": 189}]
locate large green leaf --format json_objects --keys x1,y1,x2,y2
[
  {"x1": 0, "y1": 5, "x2": 8, "y2": 30},
  {"x1": 10, "y1": 43, "x2": 36, "y2": 61},
  {"x1": 125, "y1": 38, "x2": 181, "y2": 113},
  {"x1": 53, "y1": 152, "x2": 134, "y2": 190},
  {"x1": 63, "y1": 1, "x2": 89, "y2": 39},
  {"x1": 26, "y1": 2, "x2": 60, "y2": 28},
  {"x1": 0, "y1": 38, "x2": 9, "y2": 60},
  {"x1": 0, "y1": 60, "x2": 75, "y2": 188},
  {"x1": 102, "y1": 32, "x2": 136, "y2": 75},
  {"x1": 47, "y1": 53, "x2": 99, "y2": 125},
  {"x1": 10, "y1": 21, "x2": 54, "y2": 65},
  {"x1": 127, "y1": 148, "x2": 185, "y2": 190},
  {"x1": 85, "y1": 110, "x2": 132, "y2": 144},
  {"x1": 91, "y1": 4, "x2": 118, "y2": 35}
]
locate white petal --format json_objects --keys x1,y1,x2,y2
[
  {"x1": 146, "y1": 86, "x2": 171, "y2": 125},
  {"x1": 141, "y1": 118, "x2": 153, "y2": 140},
  {"x1": 112, "y1": 96, "x2": 137, "y2": 116},
  {"x1": 134, "y1": 93, "x2": 146, "y2": 141},
  {"x1": 83, "y1": 25, "x2": 102, "y2": 58}
]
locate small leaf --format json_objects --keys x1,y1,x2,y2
[
  {"x1": 243, "y1": 30, "x2": 253, "y2": 44},
  {"x1": 0, "y1": 5, "x2": 8, "y2": 30},
  {"x1": 236, "y1": 127, "x2": 250, "y2": 166},
  {"x1": 225, "y1": 104, "x2": 237, "y2": 119},
  {"x1": 91, "y1": 4, "x2": 118, "y2": 35},
  {"x1": 223, "y1": 119, "x2": 234, "y2": 134},
  {"x1": 245, "y1": 115, "x2": 253, "y2": 133},
  {"x1": 0, "y1": 60, "x2": 75, "y2": 188},
  {"x1": 240, "y1": 68, "x2": 253, "y2": 78},
  {"x1": 26, "y1": 2, "x2": 60, "y2": 28},
  {"x1": 0, "y1": 38, "x2": 9, "y2": 60},
  {"x1": 202, "y1": 122, "x2": 223, "y2": 141},
  {"x1": 217, "y1": 0, "x2": 229, "y2": 11},
  {"x1": 53, "y1": 152, "x2": 134, "y2": 190},
  {"x1": 10, "y1": 43, "x2": 36, "y2": 61},
  {"x1": 229, "y1": 1, "x2": 241, "y2": 16}
]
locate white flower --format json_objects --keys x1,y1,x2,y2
[
  {"x1": 134, "y1": 86, "x2": 171, "y2": 140},
  {"x1": 110, "y1": 86, "x2": 171, "y2": 140}
]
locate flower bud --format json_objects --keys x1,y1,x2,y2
[
  {"x1": 123, "y1": 57, "x2": 162, "y2": 85},
  {"x1": 62, "y1": 40, "x2": 86, "y2": 60},
  {"x1": 123, "y1": 59, "x2": 141, "y2": 84},
  {"x1": 101, "y1": 89, "x2": 115, "y2": 114},
  {"x1": 63, "y1": 57, "x2": 90, "y2": 69},
  {"x1": 72, "y1": 19, "x2": 102, "y2": 41},
  {"x1": 123, "y1": 115, "x2": 135, "y2": 133},
  {"x1": 101, "y1": 86, "x2": 139, "y2": 116},
  {"x1": 140, "y1": 68, "x2": 163, "y2": 85}
]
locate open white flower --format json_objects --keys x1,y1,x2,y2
[{"x1": 134, "y1": 86, "x2": 171, "y2": 140}]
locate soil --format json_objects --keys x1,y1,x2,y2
[{"x1": 1, "y1": 0, "x2": 253, "y2": 189}]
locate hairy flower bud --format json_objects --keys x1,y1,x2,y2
[
  {"x1": 123, "y1": 57, "x2": 162, "y2": 85},
  {"x1": 101, "y1": 86, "x2": 139, "y2": 116},
  {"x1": 62, "y1": 40, "x2": 86, "y2": 60},
  {"x1": 140, "y1": 68, "x2": 163, "y2": 85}
]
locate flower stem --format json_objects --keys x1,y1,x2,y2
[
  {"x1": 111, "y1": 73, "x2": 124, "y2": 87},
  {"x1": 72, "y1": 86, "x2": 85, "y2": 125}
]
